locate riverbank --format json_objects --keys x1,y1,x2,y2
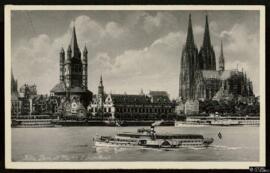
[
  {"x1": 11, "y1": 115, "x2": 260, "y2": 128},
  {"x1": 11, "y1": 119, "x2": 175, "y2": 128}
]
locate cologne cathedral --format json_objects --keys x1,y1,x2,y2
[
  {"x1": 179, "y1": 14, "x2": 254, "y2": 101},
  {"x1": 50, "y1": 26, "x2": 92, "y2": 107}
]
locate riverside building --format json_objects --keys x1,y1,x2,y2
[{"x1": 88, "y1": 76, "x2": 176, "y2": 120}]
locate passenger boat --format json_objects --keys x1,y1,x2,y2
[
  {"x1": 210, "y1": 119, "x2": 241, "y2": 126},
  {"x1": 174, "y1": 121, "x2": 209, "y2": 127},
  {"x1": 94, "y1": 125, "x2": 214, "y2": 149}
]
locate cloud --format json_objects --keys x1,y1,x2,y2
[
  {"x1": 194, "y1": 25, "x2": 204, "y2": 35},
  {"x1": 92, "y1": 31, "x2": 185, "y2": 98},
  {"x1": 105, "y1": 22, "x2": 125, "y2": 38},
  {"x1": 12, "y1": 34, "x2": 59, "y2": 95},
  {"x1": 143, "y1": 12, "x2": 178, "y2": 35}
]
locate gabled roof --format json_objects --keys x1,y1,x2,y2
[
  {"x1": 111, "y1": 94, "x2": 150, "y2": 105},
  {"x1": 70, "y1": 86, "x2": 85, "y2": 93},
  {"x1": 50, "y1": 82, "x2": 66, "y2": 93},
  {"x1": 151, "y1": 95, "x2": 171, "y2": 103},
  {"x1": 149, "y1": 91, "x2": 168, "y2": 97},
  {"x1": 149, "y1": 91, "x2": 170, "y2": 103}
]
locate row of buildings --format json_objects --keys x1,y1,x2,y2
[
  {"x1": 11, "y1": 74, "x2": 59, "y2": 117},
  {"x1": 11, "y1": 14, "x2": 258, "y2": 119}
]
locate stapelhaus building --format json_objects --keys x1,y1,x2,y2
[{"x1": 88, "y1": 77, "x2": 175, "y2": 120}]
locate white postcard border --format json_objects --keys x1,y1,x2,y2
[{"x1": 4, "y1": 5, "x2": 266, "y2": 169}]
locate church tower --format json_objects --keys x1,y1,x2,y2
[
  {"x1": 98, "y1": 75, "x2": 104, "y2": 109},
  {"x1": 65, "y1": 45, "x2": 72, "y2": 89},
  {"x1": 198, "y1": 15, "x2": 216, "y2": 70},
  {"x1": 64, "y1": 26, "x2": 83, "y2": 89},
  {"x1": 82, "y1": 45, "x2": 88, "y2": 90},
  {"x1": 218, "y1": 40, "x2": 225, "y2": 71},
  {"x1": 51, "y1": 24, "x2": 93, "y2": 107},
  {"x1": 179, "y1": 14, "x2": 198, "y2": 100},
  {"x1": 60, "y1": 47, "x2": 65, "y2": 82}
]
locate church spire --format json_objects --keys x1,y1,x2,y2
[
  {"x1": 98, "y1": 74, "x2": 104, "y2": 105},
  {"x1": 219, "y1": 40, "x2": 225, "y2": 71},
  {"x1": 185, "y1": 14, "x2": 195, "y2": 48},
  {"x1": 198, "y1": 14, "x2": 216, "y2": 70},
  {"x1": 179, "y1": 14, "x2": 198, "y2": 100},
  {"x1": 69, "y1": 25, "x2": 81, "y2": 58},
  {"x1": 99, "y1": 75, "x2": 103, "y2": 86},
  {"x1": 202, "y1": 15, "x2": 211, "y2": 47}
]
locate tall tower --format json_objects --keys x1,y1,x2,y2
[
  {"x1": 218, "y1": 41, "x2": 225, "y2": 71},
  {"x1": 82, "y1": 45, "x2": 88, "y2": 90},
  {"x1": 60, "y1": 47, "x2": 65, "y2": 82},
  {"x1": 64, "y1": 26, "x2": 83, "y2": 89},
  {"x1": 179, "y1": 14, "x2": 198, "y2": 100},
  {"x1": 51, "y1": 24, "x2": 93, "y2": 106},
  {"x1": 65, "y1": 45, "x2": 72, "y2": 89},
  {"x1": 98, "y1": 75, "x2": 104, "y2": 109},
  {"x1": 198, "y1": 15, "x2": 216, "y2": 70}
]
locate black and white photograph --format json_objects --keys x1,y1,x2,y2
[{"x1": 5, "y1": 5, "x2": 266, "y2": 169}]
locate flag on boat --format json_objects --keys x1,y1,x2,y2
[
  {"x1": 218, "y1": 132, "x2": 222, "y2": 139},
  {"x1": 151, "y1": 120, "x2": 164, "y2": 127}
]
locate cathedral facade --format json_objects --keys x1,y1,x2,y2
[
  {"x1": 50, "y1": 26, "x2": 92, "y2": 107},
  {"x1": 179, "y1": 14, "x2": 254, "y2": 102}
]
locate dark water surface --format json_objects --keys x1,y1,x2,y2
[{"x1": 12, "y1": 126, "x2": 259, "y2": 161}]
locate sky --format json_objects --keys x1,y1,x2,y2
[{"x1": 11, "y1": 10, "x2": 260, "y2": 99}]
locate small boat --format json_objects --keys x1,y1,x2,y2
[{"x1": 94, "y1": 125, "x2": 214, "y2": 149}]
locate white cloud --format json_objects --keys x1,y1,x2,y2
[
  {"x1": 105, "y1": 22, "x2": 125, "y2": 38},
  {"x1": 92, "y1": 31, "x2": 185, "y2": 98},
  {"x1": 143, "y1": 12, "x2": 178, "y2": 35},
  {"x1": 193, "y1": 25, "x2": 204, "y2": 35}
]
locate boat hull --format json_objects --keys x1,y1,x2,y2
[{"x1": 94, "y1": 138, "x2": 214, "y2": 149}]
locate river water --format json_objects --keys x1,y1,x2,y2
[{"x1": 12, "y1": 126, "x2": 259, "y2": 161}]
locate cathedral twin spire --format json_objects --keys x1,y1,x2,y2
[
  {"x1": 185, "y1": 14, "x2": 196, "y2": 49},
  {"x1": 202, "y1": 15, "x2": 211, "y2": 48},
  {"x1": 179, "y1": 14, "x2": 225, "y2": 99},
  {"x1": 184, "y1": 14, "x2": 224, "y2": 70}
]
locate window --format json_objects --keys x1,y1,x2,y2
[{"x1": 108, "y1": 107, "x2": 111, "y2": 112}]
